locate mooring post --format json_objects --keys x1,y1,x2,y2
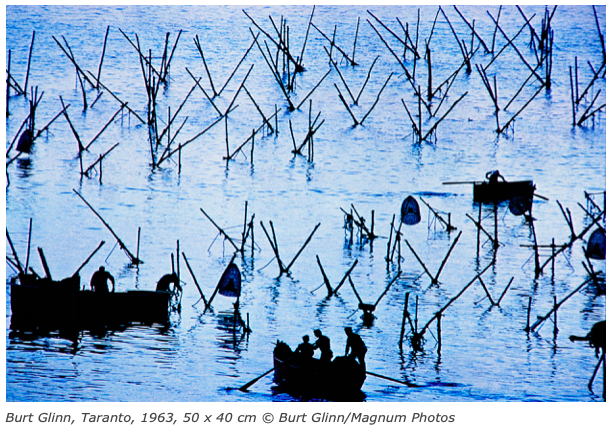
[
  {"x1": 400, "y1": 292, "x2": 409, "y2": 346},
  {"x1": 494, "y1": 203, "x2": 498, "y2": 248},
  {"x1": 436, "y1": 312, "x2": 442, "y2": 353},
  {"x1": 525, "y1": 297, "x2": 532, "y2": 332},
  {"x1": 24, "y1": 218, "x2": 33, "y2": 274},
  {"x1": 136, "y1": 227, "x2": 141, "y2": 263},
  {"x1": 415, "y1": 295, "x2": 418, "y2": 333},
  {"x1": 24, "y1": 31, "x2": 35, "y2": 97},
  {"x1": 553, "y1": 295, "x2": 558, "y2": 333},
  {"x1": 496, "y1": 277, "x2": 514, "y2": 306}
]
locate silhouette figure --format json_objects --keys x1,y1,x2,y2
[
  {"x1": 344, "y1": 327, "x2": 367, "y2": 370},
  {"x1": 156, "y1": 273, "x2": 180, "y2": 292},
  {"x1": 313, "y1": 329, "x2": 333, "y2": 362},
  {"x1": 486, "y1": 170, "x2": 506, "y2": 184},
  {"x1": 90, "y1": 266, "x2": 115, "y2": 293},
  {"x1": 570, "y1": 320, "x2": 606, "y2": 356},
  {"x1": 295, "y1": 335, "x2": 314, "y2": 362}
]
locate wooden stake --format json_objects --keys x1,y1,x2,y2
[
  {"x1": 400, "y1": 292, "x2": 409, "y2": 346},
  {"x1": 182, "y1": 252, "x2": 209, "y2": 310},
  {"x1": 24, "y1": 31, "x2": 35, "y2": 96},
  {"x1": 73, "y1": 189, "x2": 142, "y2": 264}
]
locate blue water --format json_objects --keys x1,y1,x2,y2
[{"x1": 5, "y1": 5, "x2": 606, "y2": 404}]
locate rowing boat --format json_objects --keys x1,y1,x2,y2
[{"x1": 272, "y1": 341, "x2": 365, "y2": 400}]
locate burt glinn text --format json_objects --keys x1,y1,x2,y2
[{"x1": 6, "y1": 411, "x2": 455, "y2": 425}]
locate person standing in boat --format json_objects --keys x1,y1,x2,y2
[
  {"x1": 486, "y1": 170, "x2": 506, "y2": 184},
  {"x1": 90, "y1": 266, "x2": 115, "y2": 293},
  {"x1": 295, "y1": 335, "x2": 314, "y2": 363},
  {"x1": 313, "y1": 329, "x2": 333, "y2": 362},
  {"x1": 344, "y1": 327, "x2": 367, "y2": 371},
  {"x1": 156, "y1": 272, "x2": 180, "y2": 292}
]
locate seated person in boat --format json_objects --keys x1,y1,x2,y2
[
  {"x1": 156, "y1": 273, "x2": 180, "y2": 292},
  {"x1": 90, "y1": 266, "x2": 115, "y2": 293},
  {"x1": 313, "y1": 329, "x2": 333, "y2": 362},
  {"x1": 295, "y1": 335, "x2": 314, "y2": 363},
  {"x1": 486, "y1": 170, "x2": 506, "y2": 184},
  {"x1": 345, "y1": 327, "x2": 367, "y2": 370}
]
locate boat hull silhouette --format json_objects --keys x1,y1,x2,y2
[
  {"x1": 272, "y1": 341, "x2": 365, "y2": 400},
  {"x1": 473, "y1": 180, "x2": 536, "y2": 204},
  {"x1": 10, "y1": 275, "x2": 172, "y2": 332}
]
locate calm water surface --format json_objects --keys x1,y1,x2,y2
[{"x1": 5, "y1": 5, "x2": 606, "y2": 403}]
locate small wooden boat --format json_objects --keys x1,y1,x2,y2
[
  {"x1": 9, "y1": 273, "x2": 172, "y2": 332},
  {"x1": 473, "y1": 180, "x2": 535, "y2": 204},
  {"x1": 272, "y1": 341, "x2": 365, "y2": 400}
]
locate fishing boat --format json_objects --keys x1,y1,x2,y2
[
  {"x1": 9, "y1": 273, "x2": 173, "y2": 332},
  {"x1": 272, "y1": 341, "x2": 366, "y2": 400},
  {"x1": 473, "y1": 179, "x2": 536, "y2": 204}
]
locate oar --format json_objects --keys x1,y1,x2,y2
[
  {"x1": 366, "y1": 371, "x2": 420, "y2": 388},
  {"x1": 533, "y1": 192, "x2": 549, "y2": 201},
  {"x1": 239, "y1": 366, "x2": 277, "y2": 392},
  {"x1": 239, "y1": 356, "x2": 295, "y2": 392},
  {"x1": 442, "y1": 181, "x2": 480, "y2": 185}
]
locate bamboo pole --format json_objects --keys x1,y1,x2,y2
[
  {"x1": 86, "y1": 71, "x2": 146, "y2": 124},
  {"x1": 477, "y1": 277, "x2": 495, "y2": 306},
  {"x1": 367, "y1": 10, "x2": 419, "y2": 59},
  {"x1": 72, "y1": 241, "x2": 106, "y2": 278},
  {"x1": 296, "y1": 69, "x2": 330, "y2": 111},
  {"x1": 422, "y1": 92, "x2": 468, "y2": 140},
  {"x1": 453, "y1": 6, "x2": 490, "y2": 53},
  {"x1": 185, "y1": 67, "x2": 222, "y2": 116},
  {"x1": 360, "y1": 72, "x2": 393, "y2": 125},
  {"x1": 417, "y1": 259, "x2": 494, "y2": 340},
  {"x1": 399, "y1": 292, "x2": 410, "y2": 345},
  {"x1": 433, "y1": 231, "x2": 463, "y2": 283},
  {"x1": 200, "y1": 209, "x2": 240, "y2": 252},
  {"x1": 182, "y1": 252, "x2": 209, "y2": 310},
  {"x1": 260, "y1": 221, "x2": 286, "y2": 275},
  {"x1": 85, "y1": 104, "x2": 125, "y2": 151},
  {"x1": 244, "y1": 10, "x2": 305, "y2": 71},
  {"x1": 496, "y1": 277, "x2": 514, "y2": 306},
  {"x1": 83, "y1": 142, "x2": 120, "y2": 177},
  {"x1": 6, "y1": 229, "x2": 25, "y2": 274},
  {"x1": 156, "y1": 113, "x2": 226, "y2": 166},
  {"x1": 60, "y1": 96, "x2": 84, "y2": 152},
  {"x1": 405, "y1": 240, "x2": 436, "y2": 282},
  {"x1": 96, "y1": 26, "x2": 110, "y2": 89},
  {"x1": 53, "y1": 36, "x2": 97, "y2": 88},
  {"x1": 331, "y1": 259, "x2": 358, "y2": 295},
  {"x1": 73, "y1": 189, "x2": 142, "y2": 264},
  {"x1": 530, "y1": 280, "x2": 588, "y2": 332},
  {"x1": 37, "y1": 247, "x2": 52, "y2": 279},
  {"x1": 24, "y1": 31, "x2": 35, "y2": 95},
  {"x1": 311, "y1": 23, "x2": 357, "y2": 66}
]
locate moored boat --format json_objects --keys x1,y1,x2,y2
[
  {"x1": 9, "y1": 273, "x2": 173, "y2": 332},
  {"x1": 272, "y1": 341, "x2": 365, "y2": 400},
  {"x1": 473, "y1": 180, "x2": 535, "y2": 204}
]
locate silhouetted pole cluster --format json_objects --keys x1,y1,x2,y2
[{"x1": 260, "y1": 221, "x2": 320, "y2": 277}]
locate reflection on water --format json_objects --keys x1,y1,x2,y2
[{"x1": 6, "y1": 4, "x2": 606, "y2": 402}]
